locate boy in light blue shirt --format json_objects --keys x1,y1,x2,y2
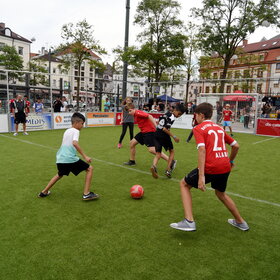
[{"x1": 38, "y1": 112, "x2": 99, "y2": 201}]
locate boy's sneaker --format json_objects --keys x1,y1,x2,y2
[
  {"x1": 13, "y1": 132, "x2": 18, "y2": 136},
  {"x1": 170, "y1": 160, "x2": 177, "y2": 171},
  {"x1": 170, "y1": 219, "x2": 196, "y2": 232},
  {"x1": 228, "y1": 219, "x2": 249, "y2": 231},
  {"x1": 83, "y1": 192, "x2": 99, "y2": 201},
  {"x1": 124, "y1": 160, "x2": 136, "y2": 166},
  {"x1": 23, "y1": 132, "x2": 29, "y2": 135},
  {"x1": 117, "y1": 143, "x2": 122, "y2": 149},
  {"x1": 230, "y1": 134, "x2": 234, "y2": 137},
  {"x1": 150, "y1": 165, "x2": 158, "y2": 179},
  {"x1": 165, "y1": 170, "x2": 172, "y2": 178},
  {"x1": 38, "y1": 191, "x2": 51, "y2": 198}
]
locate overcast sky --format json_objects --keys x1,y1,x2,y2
[{"x1": 2, "y1": 0, "x2": 279, "y2": 63}]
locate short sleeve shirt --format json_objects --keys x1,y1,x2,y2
[
  {"x1": 156, "y1": 112, "x2": 175, "y2": 133},
  {"x1": 33, "y1": 103, "x2": 44, "y2": 113},
  {"x1": 223, "y1": 110, "x2": 232, "y2": 121},
  {"x1": 134, "y1": 110, "x2": 156, "y2": 133},
  {"x1": 193, "y1": 120, "x2": 237, "y2": 174},
  {"x1": 56, "y1": 128, "x2": 80, "y2": 163}
]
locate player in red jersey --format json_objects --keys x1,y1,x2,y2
[
  {"x1": 123, "y1": 103, "x2": 169, "y2": 166},
  {"x1": 222, "y1": 104, "x2": 234, "y2": 136},
  {"x1": 170, "y1": 102, "x2": 249, "y2": 232}
]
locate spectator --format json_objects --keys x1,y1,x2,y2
[
  {"x1": 10, "y1": 94, "x2": 29, "y2": 136},
  {"x1": 216, "y1": 101, "x2": 223, "y2": 123},
  {"x1": 53, "y1": 97, "x2": 63, "y2": 112},
  {"x1": 243, "y1": 105, "x2": 251, "y2": 128},
  {"x1": 61, "y1": 96, "x2": 68, "y2": 112},
  {"x1": 104, "y1": 98, "x2": 110, "y2": 112},
  {"x1": 24, "y1": 95, "x2": 31, "y2": 114},
  {"x1": 33, "y1": 98, "x2": 44, "y2": 114}
]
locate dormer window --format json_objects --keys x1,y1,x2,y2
[
  {"x1": 272, "y1": 41, "x2": 278, "y2": 45},
  {"x1": 5, "y1": 28, "x2": 11, "y2": 36}
]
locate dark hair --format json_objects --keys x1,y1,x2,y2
[
  {"x1": 71, "y1": 112, "x2": 85, "y2": 124},
  {"x1": 174, "y1": 103, "x2": 186, "y2": 114},
  {"x1": 195, "y1": 102, "x2": 213, "y2": 119}
]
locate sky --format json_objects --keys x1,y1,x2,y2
[{"x1": 1, "y1": 0, "x2": 279, "y2": 64}]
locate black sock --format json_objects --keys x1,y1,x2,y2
[{"x1": 185, "y1": 218, "x2": 193, "y2": 223}]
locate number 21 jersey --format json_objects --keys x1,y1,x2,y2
[{"x1": 193, "y1": 120, "x2": 237, "y2": 174}]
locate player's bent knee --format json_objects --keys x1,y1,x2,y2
[{"x1": 87, "y1": 165, "x2": 93, "y2": 172}]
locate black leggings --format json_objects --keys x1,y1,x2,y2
[{"x1": 119, "y1": 122, "x2": 134, "y2": 143}]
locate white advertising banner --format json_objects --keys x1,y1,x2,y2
[
  {"x1": 0, "y1": 114, "x2": 9, "y2": 132},
  {"x1": 54, "y1": 112, "x2": 85, "y2": 129},
  {"x1": 172, "y1": 114, "x2": 193, "y2": 129}
]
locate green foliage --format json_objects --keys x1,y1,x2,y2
[
  {"x1": 0, "y1": 45, "x2": 24, "y2": 81},
  {"x1": 28, "y1": 61, "x2": 49, "y2": 86},
  {"x1": 193, "y1": 0, "x2": 280, "y2": 91},
  {"x1": 124, "y1": 0, "x2": 187, "y2": 82}
]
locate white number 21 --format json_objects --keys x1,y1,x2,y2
[{"x1": 208, "y1": 130, "x2": 226, "y2": 151}]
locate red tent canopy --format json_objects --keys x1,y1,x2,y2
[{"x1": 223, "y1": 95, "x2": 255, "y2": 101}]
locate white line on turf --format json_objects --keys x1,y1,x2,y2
[
  {"x1": 253, "y1": 138, "x2": 278, "y2": 145},
  {"x1": 1, "y1": 134, "x2": 280, "y2": 208}
]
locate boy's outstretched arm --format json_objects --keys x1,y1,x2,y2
[
  {"x1": 229, "y1": 142, "x2": 239, "y2": 168},
  {"x1": 197, "y1": 146, "x2": 206, "y2": 192},
  {"x1": 73, "y1": 140, "x2": 92, "y2": 163},
  {"x1": 148, "y1": 114, "x2": 157, "y2": 128},
  {"x1": 162, "y1": 127, "x2": 179, "y2": 143}
]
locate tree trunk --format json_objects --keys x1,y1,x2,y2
[{"x1": 220, "y1": 57, "x2": 231, "y2": 93}]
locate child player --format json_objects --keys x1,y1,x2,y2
[
  {"x1": 124, "y1": 103, "x2": 173, "y2": 168},
  {"x1": 223, "y1": 104, "x2": 234, "y2": 136},
  {"x1": 151, "y1": 104, "x2": 185, "y2": 179},
  {"x1": 170, "y1": 103, "x2": 249, "y2": 232},
  {"x1": 38, "y1": 112, "x2": 99, "y2": 201}
]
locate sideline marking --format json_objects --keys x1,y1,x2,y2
[
  {"x1": 253, "y1": 138, "x2": 278, "y2": 145},
  {"x1": 1, "y1": 134, "x2": 280, "y2": 208}
]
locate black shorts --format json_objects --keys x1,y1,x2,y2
[
  {"x1": 134, "y1": 132, "x2": 155, "y2": 147},
  {"x1": 154, "y1": 133, "x2": 173, "y2": 153},
  {"x1": 14, "y1": 112, "x2": 26, "y2": 124},
  {"x1": 184, "y1": 168, "x2": 230, "y2": 192},
  {"x1": 57, "y1": 159, "x2": 90, "y2": 176}
]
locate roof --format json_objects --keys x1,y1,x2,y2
[
  {"x1": 241, "y1": 36, "x2": 280, "y2": 53},
  {"x1": 0, "y1": 26, "x2": 31, "y2": 43},
  {"x1": 32, "y1": 53, "x2": 62, "y2": 63}
]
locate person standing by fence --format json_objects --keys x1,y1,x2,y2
[{"x1": 117, "y1": 97, "x2": 134, "y2": 149}]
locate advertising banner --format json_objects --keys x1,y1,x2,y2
[
  {"x1": 87, "y1": 112, "x2": 115, "y2": 127},
  {"x1": 10, "y1": 113, "x2": 51, "y2": 131},
  {"x1": 256, "y1": 119, "x2": 280, "y2": 136},
  {"x1": 0, "y1": 114, "x2": 9, "y2": 132},
  {"x1": 54, "y1": 112, "x2": 86, "y2": 129}
]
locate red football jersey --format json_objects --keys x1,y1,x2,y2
[
  {"x1": 134, "y1": 110, "x2": 156, "y2": 133},
  {"x1": 193, "y1": 120, "x2": 237, "y2": 174},
  {"x1": 223, "y1": 109, "x2": 232, "y2": 121}
]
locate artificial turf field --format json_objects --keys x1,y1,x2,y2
[{"x1": 0, "y1": 126, "x2": 279, "y2": 280}]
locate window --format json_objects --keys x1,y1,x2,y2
[
  {"x1": 234, "y1": 85, "x2": 238, "y2": 91},
  {"x1": 276, "y1": 63, "x2": 280, "y2": 71},
  {"x1": 243, "y1": 70, "x2": 250, "y2": 78},
  {"x1": 0, "y1": 42, "x2": 5, "y2": 49},
  {"x1": 90, "y1": 67, "x2": 93, "y2": 72},
  {"x1": 227, "y1": 71, "x2": 232, "y2": 79},
  {"x1": 226, "y1": 85, "x2": 231, "y2": 93},
  {"x1": 52, "y1": 80, "x2": 56, "y2": 87},
  {"x1": 234, "y1": 71, "x2": 240, "y2": 79},
  {"x1": 257, "y1": 84, "x2": 262, "y2": 93},
  {"x1": 213, "y1": 73, "x2": 218, "y2": 79},
  {"x1": 212, "y1": 86, "x2": 217, "y2": 93},
  {"x1": 52, "y1": 68, "x2": 56, "y2": 74},
  {"x1": 257, "y1": 69, "x2": 263, "y2": 78},
  {"x1": 205, "y1": 86, "x2": 210, "y2": 93},
  {"x1": 18, "y1": 47, "x2": 23, "y2": 55}
]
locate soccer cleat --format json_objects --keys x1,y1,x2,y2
[
  {"x1": 165, "y1": 170, "x2": 172, "y2": 178},
  {"x1": 117, "y1": 143, "x2": 122, "y2": 149},
  {"x1": 83, "y1": 192, "x2": 99, "y2": 201},
  {"x1": 170, "y1": 219, "x2": 196, "y2": 232},
  {"x1": 124, "y1": 160, "x2": 136, "y2": 166},
  {"x1": 150, "y1": 165, "x2": 159, "y2": 179},
  {"x1": 170, "y1": 160, "x2": 177, "y2": 171},
  {"x1": 230, "y1": 134, "x2": 234, "y2": 137},
  {"x1": 13, "y1": 132, "x2": 18, "y2": 136},
  {"x1": 23, "y1": 132, "x2": 29, "y2": 135},
  {"x1": 228, "y1": 219, "x2": 249, "y2": 231},
  {"x1": 38, "y1": 191, "x2": 51, "y2": 198}
]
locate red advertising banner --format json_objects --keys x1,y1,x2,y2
[{"x1": 256, "y1": 119, "x2": 280, "y2": 136}]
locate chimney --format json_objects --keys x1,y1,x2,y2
[
  {"x1": 0, "y1": 22, "x2": 5, "y2": 29},
  {"x1": 243, "y1": 39, "x2": 248, "y2": 46},
  {"x1": 41, "y1": 47, "x2": 45, "y2": 54}
]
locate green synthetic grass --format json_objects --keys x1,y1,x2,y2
[{"x1": 0, "y1": 126, "x2": 279, "y2": 280}]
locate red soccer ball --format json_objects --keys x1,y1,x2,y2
[{"x1": 130, "y1": 185, "x2": 144, "y2": 199}]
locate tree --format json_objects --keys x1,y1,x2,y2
[
  {"x1": 28, "y1": 61, "x2": 49, "y2": 86},
  {"x1": 192, "y1": 0, "x2": 280, "y2": 92},
  {"x1": 0, "y1": 45, "x2": 24, "y2": 82},
  {"x1": 57, "y1": 19, "x2": 106, "y2": 110},
  {"x1": 123, "y1": 0, "x2": 187, "y2": 95}
]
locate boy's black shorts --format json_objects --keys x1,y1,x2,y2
[
  {"x1": 184, "y1": 168, "x2": 230, "y2": 192},
  {"x1": 134, "y1": 132, "x2": 155, "y2": 147},
  {"x1": 154, "y1": 133, "x2": 173, "y2": 152},
  {"x1": 14, "y1": 112, "x2": 26, "y2": 124},
  {"x1": 57, "y1": 159, "x2": 90, "y2": 176}
]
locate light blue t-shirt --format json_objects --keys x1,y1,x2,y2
[{"x1": 56, "y1": 127, "x2": 80, "y2": 163}]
